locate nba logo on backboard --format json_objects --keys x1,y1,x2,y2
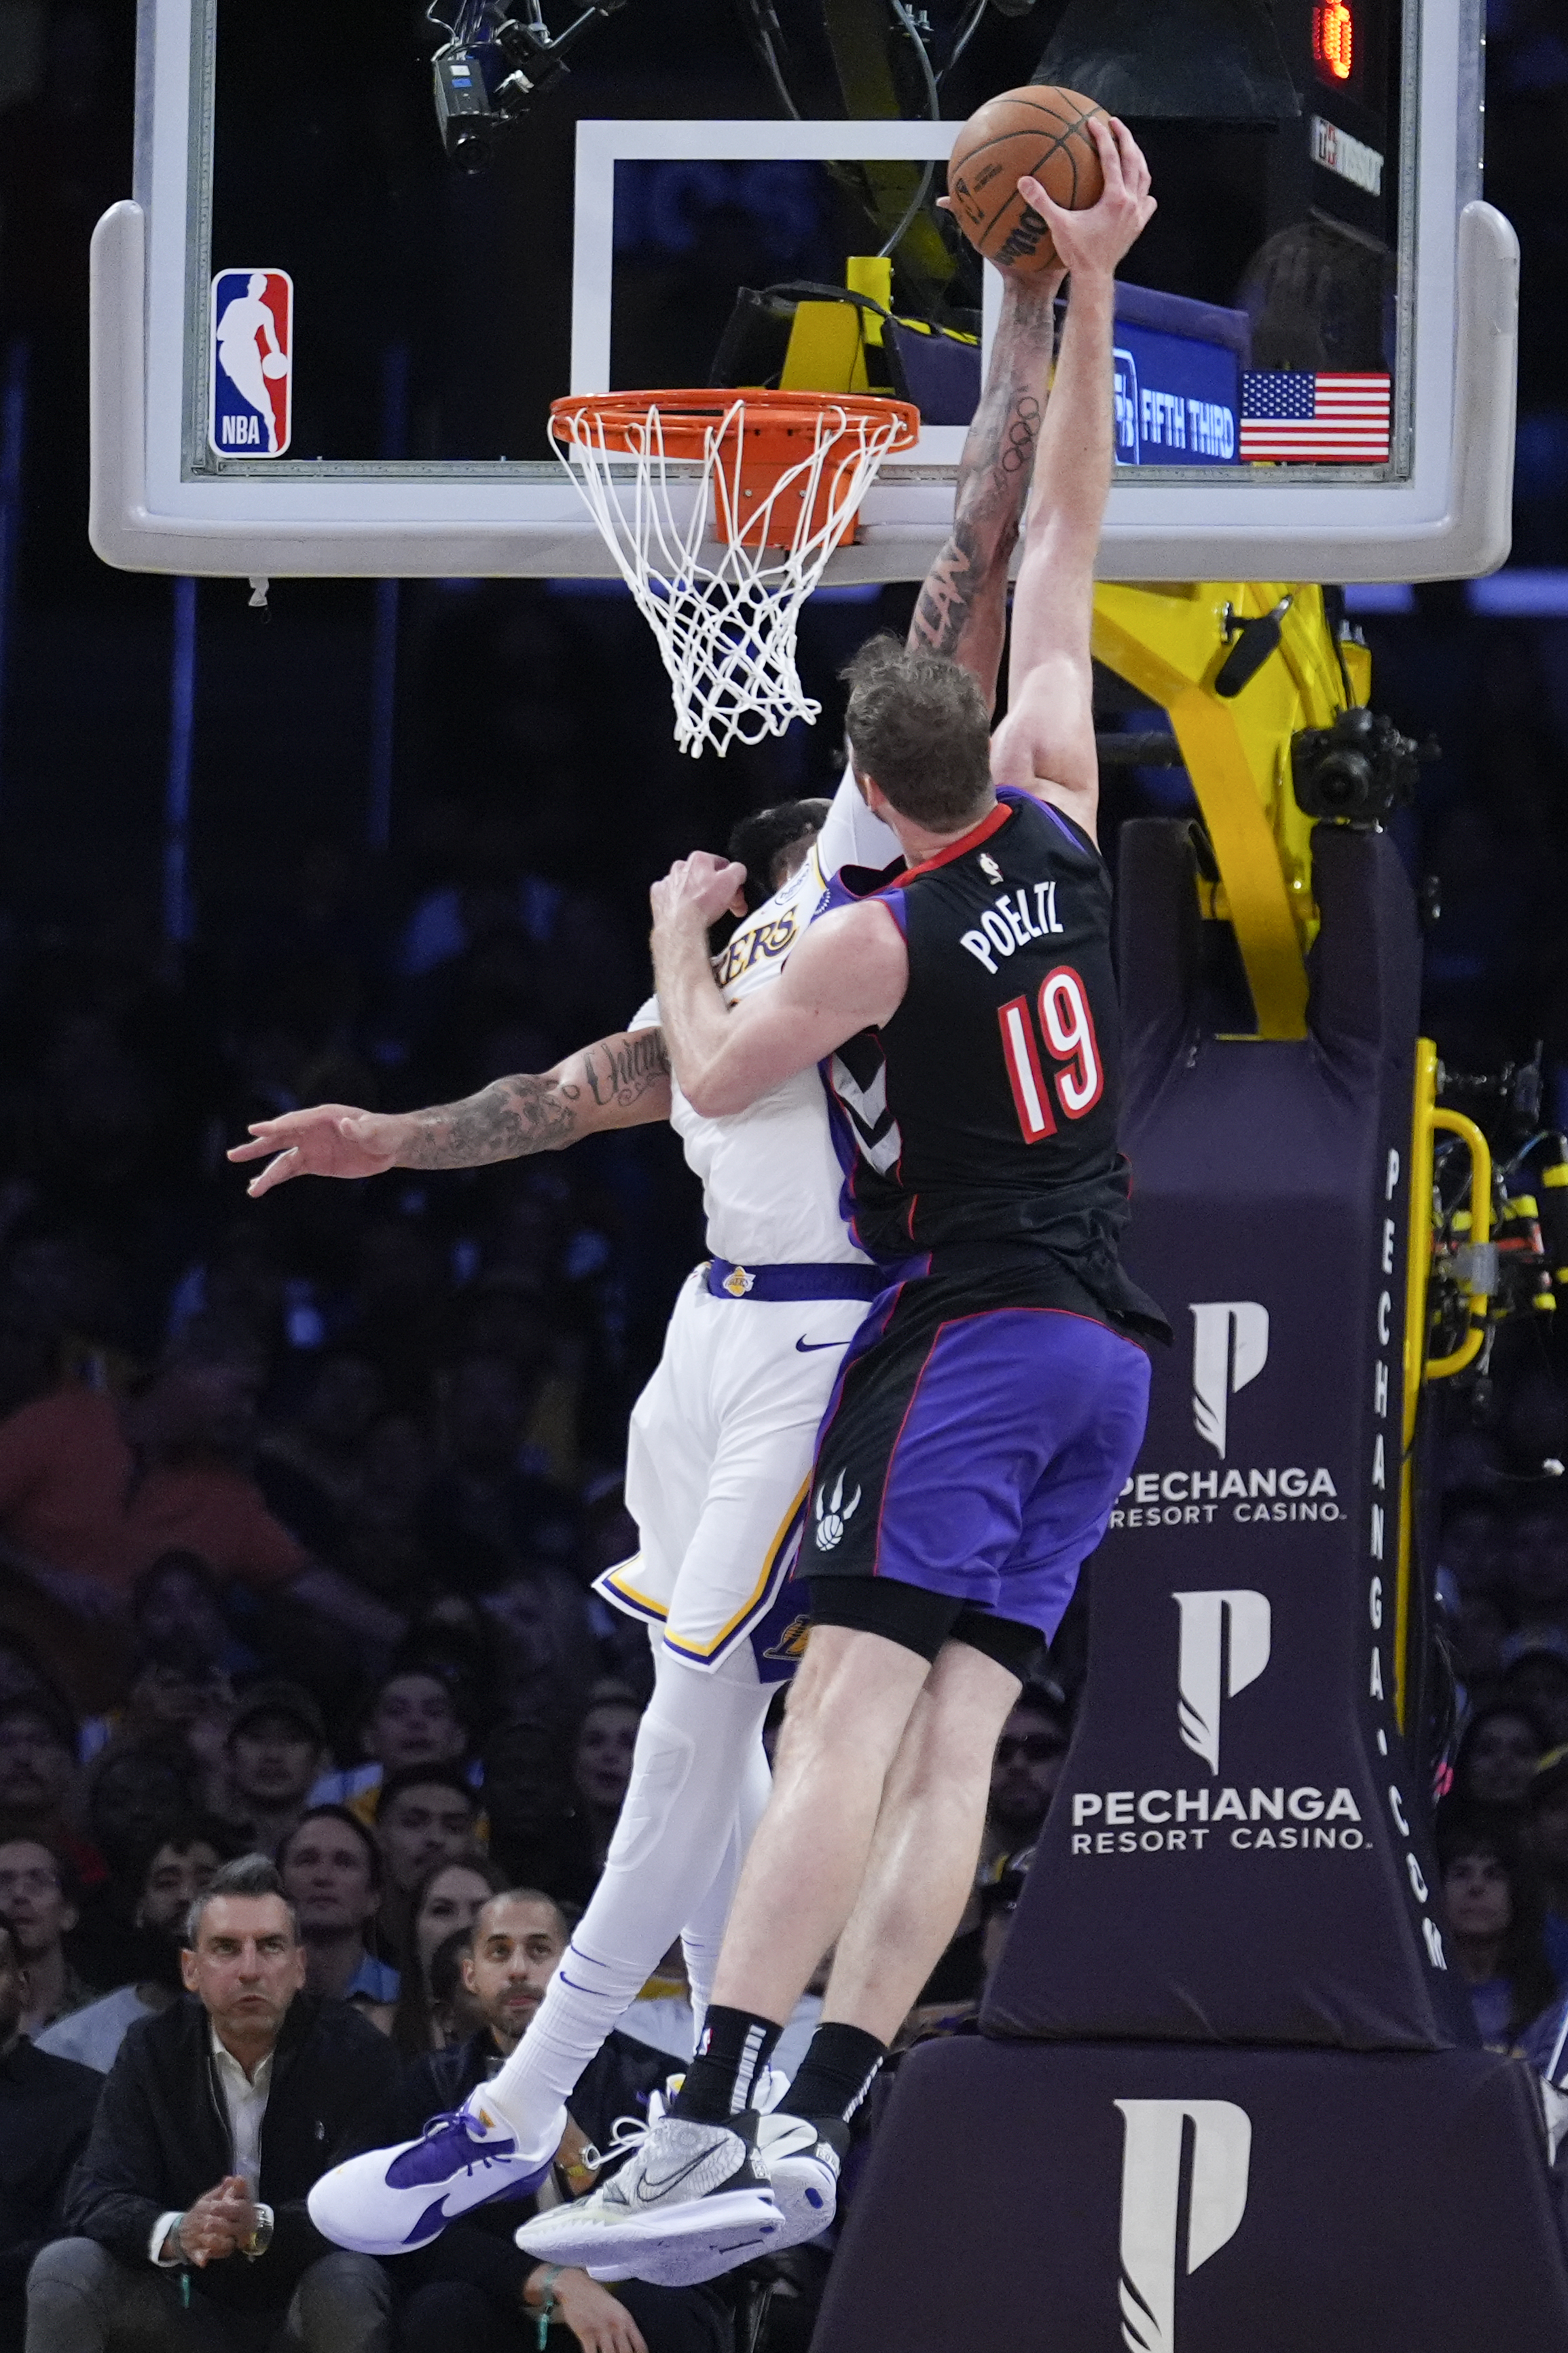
[
  {"x1": 1112, "y1": 348, "x2": 1139, "y2": 466},
  {"x1": 209, "y1": 270, "x2": 293, "y2": 456}
]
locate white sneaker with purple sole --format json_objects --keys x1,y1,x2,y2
[{"x1": 306, "y1": 2091, "x2": 566, "y2": 2255}]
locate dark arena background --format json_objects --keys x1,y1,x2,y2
[{"x1": 1, "y1": 1, "x2": 1567, "y2": 2348}]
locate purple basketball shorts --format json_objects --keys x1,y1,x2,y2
[{"x1": 800, "y1": 1271, "x2": 1151, "y2": 1644}]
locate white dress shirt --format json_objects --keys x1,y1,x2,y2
[{"x1": 149, "y1": 2026, "x2": 276, "y2": 2266}]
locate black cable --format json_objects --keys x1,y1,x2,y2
[{"x1": 877, "y1": 0, "x2": 940, "y2": 261}]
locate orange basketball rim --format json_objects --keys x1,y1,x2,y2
[{"x1": 549, "y1": 388, "x2": 921, "y2": 552}]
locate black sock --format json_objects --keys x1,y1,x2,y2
[
  {"x1": 672, "y1": 2006, "x2": 782, "y2": 2123},
  {"x1": 783, "y1": 2022, "x2": 888, "y2": 2125}
]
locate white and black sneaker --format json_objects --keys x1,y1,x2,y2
[
  {"x1": 754, "y1": 2108, "x2": 847, "y2": 2248},
  {"x1": 583, "y1": 2105, "x2": 848, "y2": 2288},
  {"x1": 515, "y1": 2106, "x2": 782, "y2": 2284}
]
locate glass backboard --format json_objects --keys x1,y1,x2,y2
[{"x1": 90, "y1": 0, "x2": 1515, "y2": 581}]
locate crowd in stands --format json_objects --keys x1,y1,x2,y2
[{"x1": 0, "y1": 827, "x2": 1079, "y2": 2347}]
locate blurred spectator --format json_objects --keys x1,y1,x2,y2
[
  {"x1": 30, "y1": 1854, "x2": 399, "y2": 2353},
  {"x1": 310, "y1": 1667, "x2": 471, "y2": 1815},
  {"x1": 0, "y1": 1321, "x2": 403, "y2": 1681},
  {"x1": 278, "y1": 1807, "x2": 398, "y2": 2007},
  {"x1": 384, "y1": 1888, "x2": 725, "y2": 2353},
  {"x1": 111, "y1": 1638, "x2": 235, "y2": 1776},
  {"x1": 420, "y1": 1355, "x2": 579, "y2": 1590},
  {"x1": 336, "y1": 1414, "x2": 435, "y2": 1604},
  {"x1": 981, "y1": 1687, "x2": 1070, "y2": 1871},
  {"x1": 1499, "y1": 1630, "x2": 1568, "y2": 1746},
  {"x1": 257, "y1": 1352, "x2": 386, "y2": 1557},
  {"x1": 0, "y1": 1323, "x2": 304, "y2": 1614},
  {"x1": 479, "y1": 1572, "x2": 598, "y2": 1732},
  {"x1": 378, "y1": 1852, "x2": 509, "y2": 2055},
  {"x1": 216, "y1": 1682, "x2": 328, "y2": 1856},
  {"x1": 1438, "y1": 1493, "x2": 1505, "y2": 1596},
  {"x1": 1527, "y1": 1747, "x2": 1568, "y2": 1983},
  {"x1": 1447, "y1": 1699, "x2": 1550, "y2": 1814},
  {"x1": 425, "y1": 1924, "x2": 489, "y2": 2049},
  {"x1": 131, "y1": 1548, "x2": 254, "y2": 1681},
  {"x1": 0, "y1": 1839, "x2": 89, "y2": 2034},
  {"x1": 1438, "y1": 1816, "x2": 1558, "y2": 2048},
  {"x1": 68, "y1": 1746, "x2": 200, "y2": 1992},
  {"x1": 0, "y1": 1690, "x2": 84, "y2": 1861},
  {"x1": 478, "y1": 1714, "x2": 579, "y2": 1894},
  {"x1": 1503, "y1": 1503, "x2": 1568, "y2": 1625},
  {"x1": 546, "y1": 1692, "x2": 643, "y2": 1909},
  {"x1": 37, "y1": 1823, "x2": 227, "y2": 2071},
  {"x1": 373, "y1": 1765, "x2": 483, "y2": 1955},
  {"x1": 0, "y1": 1909, "x2": 102, "y2": 2349}
]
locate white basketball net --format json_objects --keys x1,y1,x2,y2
[{"x1": 551, "y1": 396, "x2": 909, "y2": 759}]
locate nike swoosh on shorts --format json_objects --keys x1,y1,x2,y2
[{"x1": 795, "y1": 1337, "x2": 850, "y2": 1352}]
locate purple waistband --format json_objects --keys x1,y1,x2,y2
[{"x1": 705, "y1": 1257, "x2": 882, "y2": 1303}]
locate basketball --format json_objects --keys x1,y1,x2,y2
[{"x1": 945, "y1": 84, "x2": 1108, "y2": 275}]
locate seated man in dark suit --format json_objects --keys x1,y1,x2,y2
[
  {"x1": 378, "y1": 1889, "x2": 730, "y2": 2353},
  {"x1": 0, "y1": 1908, "x2": 101, "y2": 2344},
  {"x1": 26, "y1": 1852, "x2": 400, "y2": 2352}
]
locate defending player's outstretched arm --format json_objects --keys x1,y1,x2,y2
[
  {"x1": 907, "y1": 264, "x2": 1064, "y2": 704},
  {"x1": 226, "y1": 1025, "x2": 672, "y2": 1196},
  {"x1": 989, "y1": 116, "x2": 1155, "y2": 842}
]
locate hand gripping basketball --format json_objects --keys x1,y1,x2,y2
[{"x1": 1017, "y1": 118, "x2": 1155, "y2": 283}]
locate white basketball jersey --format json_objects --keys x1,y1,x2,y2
[{"x1": 630, "y1": 772, "x2": 900, "y2": 1268}]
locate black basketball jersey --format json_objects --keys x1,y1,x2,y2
[{"x1": 824, "y1": 787, "x2": 1159, "y2": 1329}]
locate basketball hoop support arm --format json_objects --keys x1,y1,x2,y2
[{"x1": 1090, "y1": 577, "x2": 1363, "y2": 1041}]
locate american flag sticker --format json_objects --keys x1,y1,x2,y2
[{"x1": 1239, "y1": 373, "x2": 1391, "y2": 462}]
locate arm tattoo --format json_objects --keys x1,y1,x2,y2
[
  {"x1": 909, "y1": 391, "x2": 1044, "y2": 658},
  {"x1": 401, "y1": 1031, "x2": 670, "y2": 1168},
  {"x1": 581, "y1": 1028, "x2": 672, "y2": 1110}
]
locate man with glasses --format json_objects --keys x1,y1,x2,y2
[
  {"x1": 983, "y1": 1688, "x2": 1070, "y2": 1873},
  {"x1": 0, "y1": 1838, "x2": 91, "y2": 2036}
]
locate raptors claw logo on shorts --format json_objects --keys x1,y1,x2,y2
[{"x1": 814, "y1": 1469, "x2": 862, "y2": 1551}]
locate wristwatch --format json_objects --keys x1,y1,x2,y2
[{"x1": 240, "y1": 2207, "x2": 274, "y2": 2260}]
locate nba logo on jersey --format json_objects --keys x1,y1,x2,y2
[
  {"x1": 1112, "y1": 348, "x2": 1140, "y2": 467},
  {"x1": 209, "y1": 270, "x2": 293, "y2": 457}
]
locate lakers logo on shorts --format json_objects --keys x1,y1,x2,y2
[
  {"x1": 723, "y1": 1265, "x2": 756, "y2": 1296},
  {"x1": 814, "y1": 1469, "x2": 862, "y2": 1551},
  {"x1": 762, "y1": 1614, "x2": 812, "y2": 1662}
]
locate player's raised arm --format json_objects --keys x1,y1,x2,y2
[
  {"x1": 990, "y1": 117, "x2": 1154, "y2": 839},
  {"x1": 227, "y1": 1026, "x2": 672, "y2": 1197},
  {"x1": 907, "y1": 259, "x2": 1065, "y2": 704}
]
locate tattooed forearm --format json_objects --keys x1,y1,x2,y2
[
  {"x1": 581, "y1": 1027, "x2": 672, "y2": 1110},
  {"x1": 399, "y1": 1030, "x2": 671, "y2": 1169},
  {"x1": 908, "y1": 273, "x2": 1059, "y2": 687},
  {"x1": 402, "y1": 1074, "x2": 584, "y2": 1168}
]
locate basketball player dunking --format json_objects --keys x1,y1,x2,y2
[
  {"x1": 512, "y1": 113, "x2": 1162, "y2": 2284},
  {"x1": 227, "y1": 169, "x2": 1078, "y2": 2261}
]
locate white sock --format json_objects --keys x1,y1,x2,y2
[
  {"x1": 486, "y1": 1639, "x2": 771, "y2": 2144},
  {"x1": 681, "y1": 1723, "x2": 772, "y2": 2049}
]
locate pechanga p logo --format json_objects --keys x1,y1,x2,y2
[
  {"x1": 1189, "y1": 1301, "x2": 1269, "y2": 1457},
  {"x1": 1116, "y1": 2100, "x2": 1252, "y2": 2353},
  {"x1": 1172, "y1": 1589, "x2": 1271, "y2": 1776}
]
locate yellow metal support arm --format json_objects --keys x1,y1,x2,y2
[{"x1": 1091, "y1": 580, "x2": 1369, "y2": 1042}]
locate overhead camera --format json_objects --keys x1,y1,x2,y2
[
  {"x1": 431, "y1": 0, "x2": 627, "y2": 170},
  {"x1": 1290, "y1": 705, "x2": 1438, "y2": 828}
]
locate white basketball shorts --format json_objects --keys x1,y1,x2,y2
[{"x1": 596, "y1": 1265, "x2": 875, "y2": 1678}]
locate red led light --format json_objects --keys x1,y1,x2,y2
[{"x1": 1314, "y1": 1, "x2": 1354, "y2": 81}]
